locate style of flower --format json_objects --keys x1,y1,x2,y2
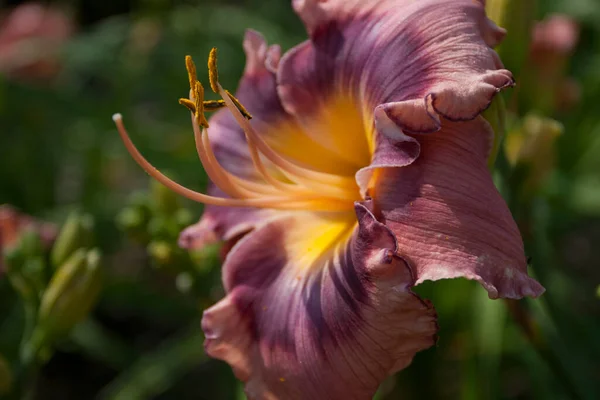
[{"x1": 115, "y1": 1, "x2": 545, "y2": 398}]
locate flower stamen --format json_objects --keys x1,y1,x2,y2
[
  {"x1": 215, "y1": 81, "x2": 359, "y2": 200},
  {"x1": 113, "y1": 49, "x2": 364, "y2": 213},
  {"x1": 208, "y1": 47, "x2": 220, "y2": 94},
  {"x1": 112, "y1": 113, "x2": 354, "y2": 211}
]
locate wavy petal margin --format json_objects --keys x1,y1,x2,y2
[
  {"x1": 280, "y1": 0, "x2": 512, "y2": 131},
  {"x1": 278, "y1": 0, "x2": 543, "y2": 299},
  {"x1": 202, "y1": 203, "x2": 437, "y2": 399},
  {"x1": 179, "y1": 1, "x2": 545, "y2": 398},
  {"x1": 371, "y1": 118, "x2": 544, "y2": 299}
]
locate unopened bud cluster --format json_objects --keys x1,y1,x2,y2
[{"x1": 1, "y1": 209, "x2": 102, "y2": 368}]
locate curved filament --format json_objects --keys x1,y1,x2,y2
[{"x1": 113, "y1": 114, "x2": 354, "y2": 212}]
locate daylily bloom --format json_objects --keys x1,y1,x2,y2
[{"x1": 115, "y1": 0, "x2": 545, "y2": 398}]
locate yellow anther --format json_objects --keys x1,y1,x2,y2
[
  {"x1": 208, "y1": 47, "x2": 219, "y2": 94},
  {"x1": 178, "y1": 98, "x2": 196, "y2": 113},
  {"x1": 226, "y1": 90, "x2": 253, "y2": 120},
  {"x1": 185, "y1": 55, "x2": 197, "y2": 91},
  {"x1": 194, "y1": 81, "x2": 209, "y2": 128},
  {"x1": 182, "y1": 56, "x2": 211, "y2": 127},
  {"x1": 206, "y1": 48, "x2": 252, "y2": 119},
  {"x1": 203, "y1": 100, "x2": 226, "y2": 111}
]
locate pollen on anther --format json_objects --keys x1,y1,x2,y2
[
  {"x1": 208, "y1": 47, "x2": 219, "y2": 94},
  {"x1": 185, "y1": 55, "x2": 198, "y2": 90},
  {"x1": 179, "y1": 98, "x2": 196, "y2": 113},
  {"x1": 203, "y1": 99, "x2": 226, "y2": 111}
]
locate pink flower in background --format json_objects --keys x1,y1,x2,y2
[
  {"x1": 0, "y1": 2, "x2": 73, "y2": 81},
  {"x1": 0, "y1": 205, "x2": 56, "y2": 273},
  {"x1": 531, "y1": 14, "x2": 579, "y2": 59},
  {"x1": 115, "y1": 0, "x2": 545, "y2": 398},
  {"x1": 530, "y1": 14, "x2": 581, "y2": 111}
]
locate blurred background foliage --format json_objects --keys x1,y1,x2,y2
[{"x1": 0, "y1": 0, "x2": 599, "y2": 399}]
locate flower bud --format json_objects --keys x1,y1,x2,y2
[
  {"x1": 1, "y1": 205, "x2": 56, "y2": 273},
  {"x1": 37, "y1": 248, "x2": 103, "y2": 342},
  {"x1": 505, "y1": 114, "x2": 563, "y2": 190},
  {"x1": 3, "y1": 229, "x2": 46, "y2": 298},
  {"x1": 50, "y1": 211, "x2": 94, "y2": 269}
]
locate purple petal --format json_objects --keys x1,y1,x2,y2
[
  {"x1": 202, "y1": 204, "x2": 437, "y2": 399},
  {"x1": 370, "y1": 118, "x2": 545, "y2": 299},
  {"x1": 279, "y1": 0, "x2": 511, "y2": 134},
  {"x1": 178, "y1": 196, "x2": 272, "y2": 250}
]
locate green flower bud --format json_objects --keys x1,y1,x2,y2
[
  {"x1": 50, "y1": 211, "x2": 94, "y2": 269},
  {"x1": 18, "y1": 228, "x2": 44, "y2": 259},
  {"x1": 37, "y1": 248, "x2": 103, "y2": 342},
  {"x1": 3, "y1": 230, "x2": 46, "y2": 299},
  {"x1": 505, "y1": 114, "x2": 563, "y2": 190},
  {"x1": 3, "y1": 245, "x2": 34, "y2": 301}
]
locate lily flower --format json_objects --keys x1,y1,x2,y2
[{"x1": 115, "y1": 0, "x2": 544, "y2": 398}]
